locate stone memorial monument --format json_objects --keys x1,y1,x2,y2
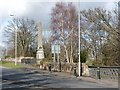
[{"x1": 36, "y1": 20, "x2": 44, "y2": 63}]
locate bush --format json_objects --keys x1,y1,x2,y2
[
  {"x1": 40, "y1": 60, "x2": 43, "y2": 65},
  {"x1": 4, "y1": 55, "x2": 10, "y2": 59},
  {"x1": 80, "y1": 49, "x2": 88, "y2": 63},
  {"x1": 91, "y1": 60, "x2": 102, "y2": 66},
  {"x1": 86, "y1": 59, "x2": 94, "y2": 66},
  {"x1": 39, "y1": 58, "x2": 53, "y2": 66}
]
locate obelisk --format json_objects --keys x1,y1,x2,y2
[{"x1": 36, "y1": 20, "x2": 44, "y2": 63}]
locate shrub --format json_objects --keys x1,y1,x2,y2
[
  {"x1": 4, "y1": 55, "x2": 10, "y2": 59},
  {"x1": 80, "y1": 49, "x2": 88, "y2": 63}
]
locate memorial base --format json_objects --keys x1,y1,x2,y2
[{"x1": 36, "y1": 49, "x2": 44, "y2": 64}]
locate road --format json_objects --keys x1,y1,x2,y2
[{"x1": 1, "y1": 66, "x2": 118, "y2": 90}]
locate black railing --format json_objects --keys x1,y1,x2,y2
[{"x1": 88, "y1": 66, "x2": 120, "y2": 80}]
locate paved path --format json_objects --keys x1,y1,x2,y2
[
  {"x1": 50, "y1": 71, "x2": 118, "y2": 87},
  {"x1": 1, "y1": 66, "x2": 118, "y2": 89}
]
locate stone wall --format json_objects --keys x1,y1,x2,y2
[{"x1": 36, "y1": 62, "x2": 90, "y2": 76}]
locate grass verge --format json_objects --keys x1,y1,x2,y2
[{"x1": 0, "y1": 61, "x2": 23, "y2": 68}]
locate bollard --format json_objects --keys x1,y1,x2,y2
[
  {"x1": 59, "y1": 62, "x2": 61, "y2": 72},
  {"x1": 74, "y1": 65, "x2": 77, "y2": 77},
  {"x1": 97, "y1": 67, "x2": 100, "y2": 79},
  {"x1": 48, "y1": 64, "x2": 51, "y2": 72}
]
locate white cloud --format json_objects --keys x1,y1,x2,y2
[
  {"x1": 80, "y1": 0, "x2": 119, "y2": 2},
  {"x1": 0, "y1": 1, "x2": 57, "y2": 47},
  {"x1": 0, "y1": 0, "x2": 27, "y2": 17},
  {"x1": 0, "y1": 0, "x2": 118, "y2": 47},
  {"x1": 25, "y1": 0, "x2": 79, "y2": 2}
]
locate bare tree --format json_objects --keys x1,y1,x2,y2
[
  {"x1": 50, "y1": 2, "x2": 78, "y2": 63},
  {"x1": 80, "y1": 7, "x2": 119, "y2": 66},
  {"x1": 4, "y1": 18, "x2": 37, "y2": 57}
]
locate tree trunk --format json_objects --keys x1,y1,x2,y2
[
  {"x1": 63, "y1": 44, "x2": 69, "y2": 63},
  {"x1": 70, "y1": 26, "x2": 73, "y2": 63},
  {"x1": 61, "y1": 13, "x2": 69, "y2": 63}
]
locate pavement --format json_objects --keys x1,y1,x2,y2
[
  {"x1": 1, "y1": 65, "x2": 118, "y2": 89},
  {"x1": 78, "y1": 76, "x2": 118, "y2": 87},
  {"x1": 19, "y1": 65, "x2": 118, "y2": 88},
  {"x1": 47, "y1": 71, "x2": 118, "y2": 88}
]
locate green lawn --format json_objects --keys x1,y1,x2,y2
[{"x1": 0, "y1": 61, "x2": 23, "y2": 68}]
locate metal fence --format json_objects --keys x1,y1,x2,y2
[{"x1": 88, "y1": 66, "x2": 120, "y2": 80}]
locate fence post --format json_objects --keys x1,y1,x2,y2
[{"x1": 97, "y1": 67, "x2": 100, "y2": 79}]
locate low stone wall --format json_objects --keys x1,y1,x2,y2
[
  {"x1": 21, "y1": 57, "x2": 36, "y2": 65},
  {"x1": 36, "y1": 62, "x2": 90, "y2": 76},
  {"x1": 36, "y1": 62, "x2": 76, "y2": 74}
]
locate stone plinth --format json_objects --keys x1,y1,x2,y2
[{"x1": 36, "y1": 49, "x2": 44, "y2": 60}]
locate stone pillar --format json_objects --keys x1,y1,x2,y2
[{"x1": 36, "y1": 20, "x2": 44, "y2": 63}]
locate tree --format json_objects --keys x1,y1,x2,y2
[
  {"x1": 43, "y1": 41, "x2": 52, "y2": 61},
  {"x1": 80, "y1": 7, "x2": 119, "y2": 66},
  {"x1": 50, "y1": 2, "x2": 78, "y2": 63},
  {"x1": 81, "y1": 8, "x2": 108, "y2": 61},
  {"x1": 118, "y1": 2, "x2": 120, "y2": 66},
  {"x1": 4, "y1": 18, "x2": 37, "y2": 57}
]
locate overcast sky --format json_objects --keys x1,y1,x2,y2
[{"x1": 0, "y1": 0, "x2": 118, "y2": 47}]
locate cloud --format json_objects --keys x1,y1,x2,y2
[
  {"x1": 80, "y1": 2, "x2": 107, "y2": 10},
  {"x1": 0, "y1": 0, "x2": 59, "y2": 47},
  {"x1": 23, "y1": 2, "x2": 55, "y2": 24},
  {"x1": 80, "y1": 0, "x2": 119, "y2": 2},
  {"x1": 0, "y1": 0, "x2": 27, "y2": 19},
  {"x1": 0, "y1": 0, "x2": 117, "y2": 47}
]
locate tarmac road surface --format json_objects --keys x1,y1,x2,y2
[{"x1": 1, "y1": 66, "x2": 118, "y2": 90}]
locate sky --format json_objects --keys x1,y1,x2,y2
[{"x1": 0, "y1": 0, "x2": 119, "y2": 48}]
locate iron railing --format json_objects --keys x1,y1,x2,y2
[{"x1": 88, "y1": 66, "x2": 120, "y2": 80}]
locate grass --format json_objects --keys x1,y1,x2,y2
[{"x1": 0, "y1": 61, "x2": 23, "y2": 69}]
